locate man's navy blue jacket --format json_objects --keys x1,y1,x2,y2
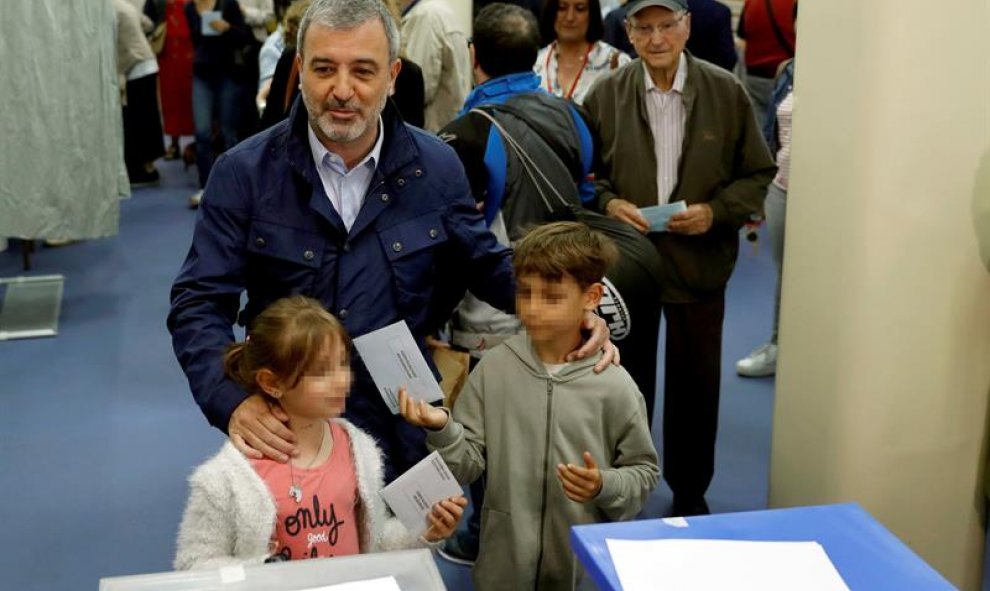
[{"x1": 168, "y1": 99, "x2": 515, "y2": 479}]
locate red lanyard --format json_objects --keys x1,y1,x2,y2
[{"x1": 546, "y1": 42, "x2": 594, "y2": 100}]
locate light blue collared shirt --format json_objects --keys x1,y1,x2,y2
[{"x1": 307, "y1": 119, "x2": 384, "y2": 232}]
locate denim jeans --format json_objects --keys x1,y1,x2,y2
[
  {"x1": 764, "y1": 182, "x2": 787, "y2": 343},
  {"x1": 192, "y1": 72, "x2": 242, "y2": 188}
]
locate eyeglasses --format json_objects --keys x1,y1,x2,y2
[{"x1": 628, "y1": 12, "x2": 688, "y2": 38}]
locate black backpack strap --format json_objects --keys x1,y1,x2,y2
[{"x1": 482, "y1": 100, "x2": 585, "y2": 184}]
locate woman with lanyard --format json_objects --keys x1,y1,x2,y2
[{"x1": 535, "y1": 0, "x2": 631, "y2": 105}]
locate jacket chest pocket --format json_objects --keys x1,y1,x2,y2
[
  {"x1": 245, "y1": 220, "x2": 325, "y2": 290},
  {"x1": 377, "y1": 211, "x2": 448, "y2": 304}
]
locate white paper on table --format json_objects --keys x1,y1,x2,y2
[
  {"x1": 605, "y1": 538, "x2": 851, "y2": 591},
  {"x1": 200, "y1": 11, "x2": 222, "y2": 36},
  {"x1": 298, "y1": 576, "x2": 401, "y2": 591},
  {"x1": 379, "y1": 451, "x2": 463, "y2": 538},
  {"x1": 352, "y1": 321, "x2": 444, "y2": 414}
]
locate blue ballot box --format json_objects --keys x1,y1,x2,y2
[
  {"x1": 98, "y1": 548, "x2": 447, "y2": 591},
  {"x1": 570, "y1": 503, "x2": 956, "y2": 591}
]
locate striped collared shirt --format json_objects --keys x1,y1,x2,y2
[{"x1": 643, "y1": 53, "x2": 688, "y2": 205}]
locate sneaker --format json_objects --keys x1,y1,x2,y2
[
  {"x1": 188, "y1": 190, "x2": 203, "y2": 209},
  {"x1": 736, "y1": 343, "x2": 777, "y2": 377},
  {"x1": 437, "y1": 530, "x2": 478, "y2": 566}
]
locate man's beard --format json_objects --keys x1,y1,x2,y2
[{"x1": 303, "y1": 87, "x2": 389, "y2": 144}]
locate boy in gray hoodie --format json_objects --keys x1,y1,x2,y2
[{"x1": 401, "y1": 221, "x2": 659, "y2": 590}]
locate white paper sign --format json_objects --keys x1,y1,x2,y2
[
  {"x1": 298, "y1": 576, "x2": 402, "y2": 591},
  {"x1": 379, "y1": 451, "x2": 463, "y2": 538},
  {"x1": 352, "y1": 321, "x2": 444, "y2": 414},
  {"x1": 606, "y1": 538, "x2": 850, "y2": 591}
]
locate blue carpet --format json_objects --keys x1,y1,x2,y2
[{"x1": 0, "y1": 157, "x2": 779, "y2": 590}]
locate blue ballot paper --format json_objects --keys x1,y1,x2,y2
[
  {"x1": 201, "y1": 11, "x2": 222, "y2": 36},
  {"x1": 640, "y1": 201, "x2": 688, "y2": 232}
]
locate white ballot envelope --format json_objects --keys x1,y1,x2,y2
[
  {"x1": 352, "y1": 321, "x2": 445, "y2": 414},
  {"x1": 379, "y1": 452, "x2": 463, "y2": 538},
  {"x1": 201, "y1": 11, "x2": 222, "y2": 36},
  {"x1": 640, "y1": 201, "x2": 688, "y2": 232},
  {"x1": 299, "y1": 577, "x2": 401, "y2": 591}
]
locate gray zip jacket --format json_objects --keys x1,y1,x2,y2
[{"x1": 427, "y1": 334, "x2": 659, "y2": 590}]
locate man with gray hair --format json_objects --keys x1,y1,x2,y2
[{"x1": 170, "y1": 0, "x2": 614, "y2": 482}]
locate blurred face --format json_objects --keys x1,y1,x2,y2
[
  {"x1": 516, "y1": 272, "x2": 601, "y2": 346},
  {"x1": 626, "y1": 7, "x2": 691, "y2": 74},
  {"x1": 555, "y1": 0, "x2": 591, "y2": 43},
  {"x1": 297, "y1": 20, "x2": 400, "y2": 147},
  {"x1": 277, "y1": 339, "x2": 353, "y2": 421}
]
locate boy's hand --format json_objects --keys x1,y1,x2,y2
[
  {"x1": 557, "y1": 452, "x2": 603, "y2": 503},
  {"x1": 398, "y1": 387, "x2": 448, "y2": 430},
  {"x1": 422, "y1": 496, "x2": 469, "y2": 542}
]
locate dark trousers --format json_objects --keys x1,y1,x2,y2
[{"x1": 661, "y1": 298, "x2": 725, "y2": 501}]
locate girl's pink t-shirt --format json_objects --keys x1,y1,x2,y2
[{"x1": 250, "y1": 421, "x2": 362, "y2": 560}]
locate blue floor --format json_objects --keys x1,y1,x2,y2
[{"x1": 0, "y1": 156, "x2": 778, "y2": 590}]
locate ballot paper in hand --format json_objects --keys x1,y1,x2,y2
[
  {"x1": 606, "y1": 538, "x2": 850, "y2": 591},
  {"x1": 640, "y1": 201, "x2": 688, "y2": 232},
  {"x1": 379, "y1": 451, "x2": 463, "y2": 538},
  {"x1": 298, "y1": 577, "x2": 401, "y2": 591},
  {"x1": 200, "y1": 11, "x2": 222, "y2": 36},
  {"x1": 352, "y1": 321, "x2": 444, "y2": 414}
]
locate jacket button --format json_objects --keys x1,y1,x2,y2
[
  {"x1": 397, "y1": 178, "x2": 406, "y2": 187},
  {"x1": 342, "y1": 243, "x2": 350, "y2": 253},
  {"x1": 392, "y1": 241, "x2": 403, "y2": 252},
  {"x1": 381, "y1": 193, "x2": 390, "y2": 202},
  {"x1": 414, "y1": 169, "x2": 423, "y2": 177},
  {"x1": 255, "y1": 237, "x2": 266, "y2": 248},
  {"x1": 339, "y1": 308, "x2": 349, "y2": 320},
  {"x1": 303, "y1": 250, "x2": 315, "y2": 261},
  {"x1": 429, "y1": 228, "x2": 438, "y2": 239}
]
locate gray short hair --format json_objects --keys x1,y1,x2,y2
[{"x1": 297, "y1": 0, "x2": 400, "y2": 62}]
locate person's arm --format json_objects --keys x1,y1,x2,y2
[
  {"x1": 238, "y1": 0, "x2": 273, "y2": 27},
  {"x1": 174, "y1": 461, "x2": 269, "y2": 570},
  {"x1": 583, "y1": 89, "x2": 650, "y2": 233},
  {"x1": 400, "y1": 370, "x2": 488, "y2": 486},
  {"x1": 698, "y1": 85, "x2": 777, "y2": 229},
  {"x1": 592, "y1": 386, "x2": 660, "y2": 521},
  {"x1": 713, "y1": 5, "x2": 739, "y2": 72},
  {"x1": 401, "y1": 10, "x2": 444, "y2": 104},
  {"x1": 439, "y1": 155, "x2": 516, "y2": 314},
  {"x1": 167, "y1": 155, "x2": 296, "y2": 461},
  {"x1": 185, "y1": 2, "x2": 203, "y2": 48},
  {"x1": 439, "y1": 114, "x2": 490, "y2": 205}
]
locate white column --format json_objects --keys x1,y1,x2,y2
[{"x1": 769, "y1": 0, "x2": 990, "y2": 589}]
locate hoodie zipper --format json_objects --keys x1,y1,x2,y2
[{"x1": 533, "y1": 377, "x2": 554, "y2": 589}]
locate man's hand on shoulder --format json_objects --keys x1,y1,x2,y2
[
  {"x1": 566, "y1": 310, "x2": 620, "y2": 372},
  {"x1": 228, "y1": 394, "x2": 298, "y2": 462}
]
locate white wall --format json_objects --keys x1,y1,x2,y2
[{"x1": 769, "y1": 0, "x2": 990, "y2": 589}]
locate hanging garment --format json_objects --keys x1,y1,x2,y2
[{"x1": 0, "y1": 0, "x2": 128, "y2": 240}]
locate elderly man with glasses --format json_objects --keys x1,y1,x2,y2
[{"x1": 583, "y1": 0, "x2": 776, "y2": 517}]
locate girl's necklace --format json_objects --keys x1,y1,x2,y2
[{"x1": 288, "y1": 422, "x2": 329, "y2": 503}]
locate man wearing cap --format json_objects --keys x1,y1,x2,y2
[{"x1": 583, "y1": 0, "x2": 775, "y2": 516}]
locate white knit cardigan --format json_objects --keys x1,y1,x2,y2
[{"x1": 174, "y1": 419, "x2": 416, "y2": 570}]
